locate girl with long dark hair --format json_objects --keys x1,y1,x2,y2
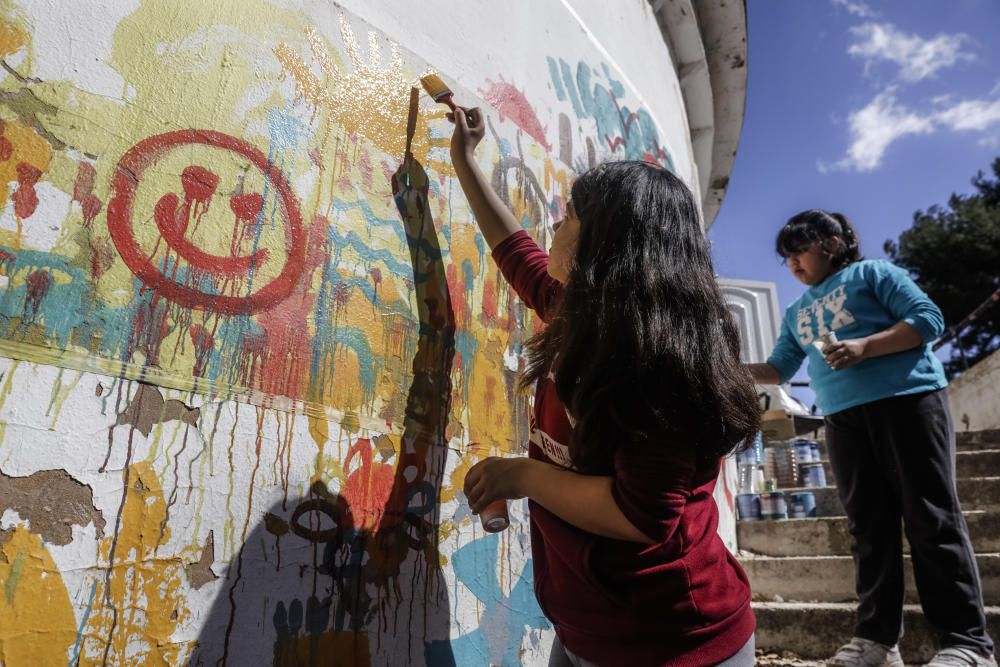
[
  {"x1": 749, "y1": 209, "x2": 995, "y2": 667},
  {"x1": 450, "y1": 107, "x2": 760, "y2": 666}
]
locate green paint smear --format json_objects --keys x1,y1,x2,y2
[{"x1": 5, "y1": 549, "x2": 25, "y2": 604}]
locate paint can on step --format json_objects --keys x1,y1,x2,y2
[
  {"x1": 789, "y1": 491, "x2": 817, "y2": 518},
  {"x1": 736, "y1": 493, "x2": 762, "y2": 521},
  {"x1": 791, "y1": 438, "x2": 817, "y2": 463},
  {"x1": 761, "y1": 491, "x2": 788, "y2": 520},
  {"x1": 800, "y1": 462, "x2": 827, "y2": 488}
]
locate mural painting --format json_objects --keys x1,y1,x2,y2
[{"x1": 0, "y1": 1, "x2": 676, "y2": 664}]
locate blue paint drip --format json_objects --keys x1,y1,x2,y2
[
  {"x1": 547, "y1": 56, "x2": 566, "y2": 101},
  {"x1": 68, "y1": 579, "x2": 98, "y2": 667},
  {"x1": 602, "y1": 62, "x2": 626, "y2": 98},
  {"x1": 461, "y1": 259, "x2": 475, "y2": 293},
  {"x1": 559, "y1": 59, "x2": 584, "y2": 118}
]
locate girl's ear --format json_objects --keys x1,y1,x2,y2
[{"x1": 821, "y1": 235, "x2": 842, "y2": 255}]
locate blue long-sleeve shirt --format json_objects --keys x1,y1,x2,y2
[{"x1": 767, "y1": 259, "x2": 947, "y2": 415}]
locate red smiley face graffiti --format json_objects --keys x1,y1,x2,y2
[{"x1": 107, "y1": 130, "x2": 307, "y2": 315}]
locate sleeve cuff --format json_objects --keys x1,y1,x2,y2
[
  {"x1": 765, "y1": 356, "x2": 796, "y2": 384},
  {"x1": 902, "y1": 315, "x2": 936, "y2": 343}
]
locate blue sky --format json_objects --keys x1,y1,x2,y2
[{"x1": 709, "y1": 0, "x2": 1000, "y2": 409}]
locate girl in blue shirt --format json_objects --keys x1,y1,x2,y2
[{"x1": 750, "y1": 209, "x2": 995, "y2": 667}]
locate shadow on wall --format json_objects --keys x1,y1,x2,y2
[{"x1": 190, "y1": 158, "x2": 457, "y2": 666}]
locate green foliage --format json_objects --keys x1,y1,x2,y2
[{"x1": 884, "y1": 157, "x2": 1000, "y2": 378}]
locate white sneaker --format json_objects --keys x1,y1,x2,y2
[
  {"x1": 924, "y1": 647, "x2": 998, "y2": 667},
  {"x1": 826, "y1": 637, "x2": 905, "y2": 667}
]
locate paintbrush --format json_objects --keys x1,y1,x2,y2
[
  {"x1": 419, "y1": 72, "x2": 458, "y2": 111},
  {"x1": 420, "y1": 72, "x2": 477, "y2": 125}
]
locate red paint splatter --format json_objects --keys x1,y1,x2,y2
[
  {"x1": 369, "y1": 266, "x2": 382, "y2": 306},
  {"x1": 304, "y1": 215, "x2": 328, "y2": 272},
  {"x1": 333, "y1": 281, "x2": 350, "y2": 308},
  {"x1": 256, "y1": 287, "x2": 315, "y2": 397},
  {"x1": 24, "y1": 269, "x2": 51, "y2": 320},
  {"x1": 89, "y1": 236, "x2": 115, "y2": 280},
  {"x1": 73, "y1": 162, "x2": 96, "y2": 202},
  {"x1": 81, "y1": 194, "x2": 103, "y2": 227},
  {"x1": 480, "y1": 76, "x2": 551, "y2": 151},
  {"x1": 445, "y1": 263, "x2": 469, "y2": 327},
  {"x1": 481, "y1": 279, "x2": 498, "y2": 324},
  {"x1": 0, "y1": 120, "x2": 11, "y2": 162},
  {"x1": 485, "y1": 376, "x2": 497, "y2": 414},
  {"x1": 237, "y1": 330, "x2": 268, "y2": 388},
  {"x1": 358, "y1": 149, "x2": 373, "y2": 191},
  {"x1": 13, "y1": 162, "x2": 41, "y2": 219},
  {"x1": 188, "y1": 323, "x2": 215, "y2": 377},
  {"x1": 341, "y1": 437, "x2": 394, "y2": 530}
]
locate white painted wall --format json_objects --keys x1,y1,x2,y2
[{"x1": 948, "y1": 348, "x2": 1000, "y2": 432}]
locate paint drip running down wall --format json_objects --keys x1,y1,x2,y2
[{"x1": 0, "y1": 0, "x2": 684, "y2": 664}]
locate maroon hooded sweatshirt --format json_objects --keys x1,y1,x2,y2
[{"x1": 492, "y1": 230, "x2": 755, "y2": 667}]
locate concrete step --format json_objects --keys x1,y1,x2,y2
[
  {"x1": 754, "y1": 602, "x2": 1000, "y2": 663},
  {"x1": 741, "y1": 553, "x2": 1000, "y2": 605},
  {"x1": 736, "y1": 511, "x2": 1000, "y2": 557},
  {"x1": 776, "y1": 478, "x2": 1000, "y2": 517},
  {"x1": 960, "y1": 451, "x2": 1000, "y2": 478},
  {"x1": 959, "y1": 430, "x2": 1000, "y2": 451},
  {"x1": 765, "y1": 430, "x2": 998, "y2": 462},
  {"x1": 770, "y1": 451, "x2": 1000, "y2": 489}
]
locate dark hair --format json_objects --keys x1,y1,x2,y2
[
  {"x1": 775, "y1": 209, "x2": 863, "y2": 269},
  {"x1": 520, "y1": 161, "x2": 760, "y2": 471}
]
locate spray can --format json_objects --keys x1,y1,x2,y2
[
  {"x1": 480, "y1": 499, "x2": 510, "y2": 533},
  {"x1": 814, "y1": 330, "x2": 839, "y2": 354}
]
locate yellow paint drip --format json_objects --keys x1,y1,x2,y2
[
  {"x1": 80, "y1": 462, "x2": 191, "y2": 665},
  {"x1": 0, "y1": 19, "x2": 25, "y2": 58},
  {"x1": 0, "y1": 527, "x2": 76, "y2": 667}
]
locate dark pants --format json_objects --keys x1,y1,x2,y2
[{"x1": 825, "y1": 389, "x2": 993, "y2": 654}]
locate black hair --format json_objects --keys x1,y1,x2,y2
[
  {"x1": 520, "y1": 161, "x2": 760, "y2": 471},
  {"x1": 775, "y1": 209, "x2": 863, "y2": 269}
]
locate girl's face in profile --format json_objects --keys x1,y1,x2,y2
[
  {"x1": 547, "y1": 199, "x2": 581, "y2": 284},
  {"x1": 785, "y1": 237, "x2": 840, "y2": 286}
]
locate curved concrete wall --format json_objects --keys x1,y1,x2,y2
[{"x1": 0, "y1": 1, "x2": 743, "y2": 664}]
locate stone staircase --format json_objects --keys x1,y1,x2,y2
[{"x1": 738, "y1": 429, "x2": 1000, "y2": 664}]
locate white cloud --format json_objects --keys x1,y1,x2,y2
[
  {"x1": 832, "y1": 0, "x2": 877, "y2": 19},
  {"x1": 823, "y1": 93, "x2": 1000, "y2": 173},
  {"x1": 935, "y1": 99, "x2": 1000, "y2": 132},
  {"x1": 847, "y1": 23, "x2": 974, "y2": 82},
  {"x1": 821, "y1": 90, "x2": 933, "y2": 172}
]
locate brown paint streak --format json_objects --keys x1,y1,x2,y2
[
  {"x1": 0, "y1": 468, "x2": 105, "y2": 545},
  {"x1": 116, "y1": 382, "x2": 200, "y2": 437}
]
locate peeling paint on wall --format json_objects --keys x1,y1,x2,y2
[{"x1": 0, "y1": 0, "x2": 703, "y2": 664}]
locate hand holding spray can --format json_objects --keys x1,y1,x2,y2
[
  {"x1": 467, "y1": 443, "x2": 510, "y2": 533},
  {"x1": 813, "y1": 330, "x2": 838, "y2": 354}
]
